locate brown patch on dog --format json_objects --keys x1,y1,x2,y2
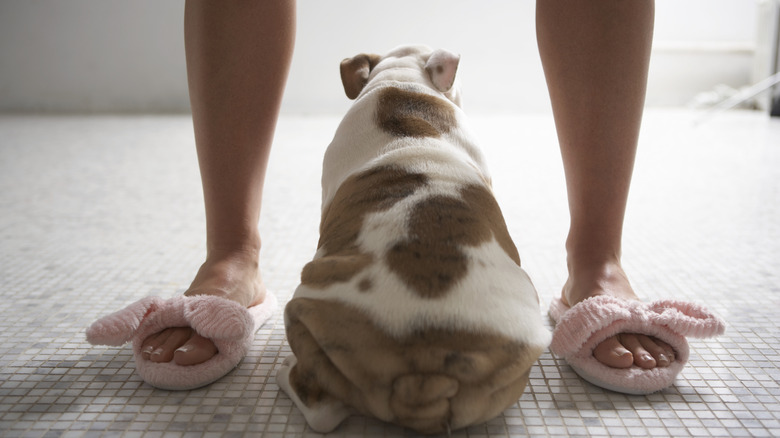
[
  {"x1": 386, "y1": 184, "x2": 520, "y2": 299},
  {"x1": 300, "y1": 166, "x2": 428, "y2": 289},
  {"x1": 375, "y1": 87, "x2": 456, "y2": 138},
  {"x1": 301, "y1": 251, "x2": 374, "y2": 289},
  {"x1": 358, "y1": 278, "x2": 373, "y2": 292},
  {"x1": 284, "y1": 298, "x2": 543, "y2": 434},
  {"x1": 461, "y1": 185, "x2": 521, "y2": 266}
]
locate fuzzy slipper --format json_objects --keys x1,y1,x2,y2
[
  {"x1": 86, "y1": 293, "x2": 277, "y2": 390},
  {"x1": 549, "y1": 295, "x2": 725, "y2": 395}
]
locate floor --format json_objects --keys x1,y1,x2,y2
[{"x1": 0, "y1": 109, "x2": 778, "y2": 438}]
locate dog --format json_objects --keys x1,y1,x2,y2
[{"x1": 276, "y1": 45, "x2": 551, "y2": 435}]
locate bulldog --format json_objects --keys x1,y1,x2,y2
[{"x1": 276, "y1": 45, "x2": 551, "y2": 435}]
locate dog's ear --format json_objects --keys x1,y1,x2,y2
[
  {"x1": 340, "y1": 53, "x2": 382, "y2": 100},
  {"x1": 425, "y1": 49, "x2": 460, "y2": 93}
]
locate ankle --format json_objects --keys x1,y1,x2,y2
[
  {"x1": 564, "y1": 227, "x2": 623, "y2": 263},
  {"x1": 566, "y1": 253, "x2": 621, "y2": 278},
  {"x1": 562, "y1": 253, "x2": 635, "y2": 306},
  {"x1": 205, "y1": 235, "x2": 262, "y2": 265},
  {"x1": 185, "y1": 240, "x2": 264, "y2": 306},
  {"x1": 205, "y1": 247, "x2": 260, "y2": 269}
]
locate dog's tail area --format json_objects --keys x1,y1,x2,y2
[
  {"x1": 389, "y1": 373, "x2": 459, "y2": 434},
  {"x1": 281, "y1": 297, "x2": 545, "y2": 435}
]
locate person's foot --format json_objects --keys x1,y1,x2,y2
[
  {"x1": 561, "y1": 259, "x2": 676, "y2": 369},
  {"x1": 140, "y1": 248, "x2": 266, "y2": 366}
]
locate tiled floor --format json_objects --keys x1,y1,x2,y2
[{"x1": 0, "y1": 109, "x2": 778, "y2": 437}]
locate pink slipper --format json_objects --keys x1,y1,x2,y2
[
  {"x1": 549, "y1": 295, "x2": 725, "y2": 395},
  {"x1": 86, "y1": 293, "x2": 277, "y2": 390}
]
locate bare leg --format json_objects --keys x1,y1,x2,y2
[
  {"x1": 140, "y1": 0, "x2": 296, "y2": 366},
  {"x1": 537, "y1": 0, "x2": 674, "y2": 369}
]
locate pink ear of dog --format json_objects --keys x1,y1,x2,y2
[{"x1": 425, "y1": 49, "x2": 460, "y2": 92}]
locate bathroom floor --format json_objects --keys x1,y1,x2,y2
[{"x1": 1, "y1": 110, "x2": 778, "y2": 437}]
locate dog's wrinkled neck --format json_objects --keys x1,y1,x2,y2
[{"x1": 362, "y1": 68, "x2": 462, "y2": 108}]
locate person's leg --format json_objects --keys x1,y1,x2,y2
[
  {"x1": 140, "y1": 0, "x2": 296, "y2": 366},
  {"x1": 537, "y1": 0, "x2": 675, "y2": 369}
]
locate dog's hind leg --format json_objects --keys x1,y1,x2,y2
[{"x1": 276, "y1": 354, "x2": 352, "y2": 433}]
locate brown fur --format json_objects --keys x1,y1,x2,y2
[
  {"x1": 285, "y1": 298, "x2": 543, "y2": 434},
  {"x1": 300, "y1": 166, "x2": 428, "y2": 289},
  {"x1": 300, "y1": 250, "x2": 374, "y2": 289},
  {"x1": 386, "y1": 184, "x2": 521, "y2": 299},
  {"x1": 375, "y1": 87, "x2": 456, "y2": 138},
  {"x1": 340, "y1": 53, "x2": 382, "y2": 100},
  {"x1": 300, "y1": 164, "x2": 519, "y2": 299},
  {"x1": 357, "y1": 278, "x2": 373, "y2": 292}
]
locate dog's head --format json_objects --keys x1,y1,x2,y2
[{"x1": 340, "y1": 45, "x2": 462, "y2": 106}]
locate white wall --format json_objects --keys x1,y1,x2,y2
[
  {"x1": 0, "y1": 0, "x2": 760, "y2": 114},
  {"x1": 0, "y1": 0, "x2": 189, "y2": 113}
]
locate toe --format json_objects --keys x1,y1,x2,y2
[
  {"x1": 173, "y1": 333, "x2": 218, "y2": 366},
  {"x1": 637, "y1": 335, "x2": 673, "y2": 368},
  {"x1": 141, "y1": 342, "x2": 156, "y2": 361},
  {"x1": 619, "y1": 334, "x2": 657, "y2": 369},
  {"x1": 593, "y1": 335, "x2": 634, "y2": 368},
  {"x1": 149, "y1": 328, "x2": 194, "y2": 363},
  {"x1": 141, "y1": 329, "x2": 172, "y2": 361},
  {"x1": 653, "y1": 338, "x2": 676, "y2": 365}
]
